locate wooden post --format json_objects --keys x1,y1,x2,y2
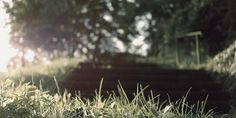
[
  {"x1": 21, "y1": 47, "x2": 25, "y2": 67},
  {"x1": 195, "y1": 35, "x2": 200, "y2": 64},
  {"x1": 176, "y1": 31, "x2": 202, "y2": 65},
  {"x1": 175, "y1": 37, "x2": 179, "y2": 65}
]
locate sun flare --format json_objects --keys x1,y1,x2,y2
[{"x1": 0, "y1": 1, "x2": 17, "y2": 72}]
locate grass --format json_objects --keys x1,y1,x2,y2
[
  {"x1": 135, "y1": 55, "x2": 208, "y2": 69},
  {"x1": 0, "y1": 57, "x2": 230, "y2": 117},
  {"x1": 207, "y1": 40, "x2": 236, "y2": 96},
  {"x1": 206, "y1": 40, "x2": 236, "y2": 117},
  {"x1": 0, "y1": 77, "x2": 215, "y2": 118},
  {"x1": 3, "y1": 58, "x2": 78, "y2": 93}
]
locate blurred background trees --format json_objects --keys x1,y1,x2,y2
[{"x1": 3, "y1": 0, "x2": 236, "y2": 65}]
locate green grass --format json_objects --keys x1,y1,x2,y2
[
  {"x1": 206, "y1": 40, "x2": 236, "y2": 96},
  {"x1": 206, "y1": 40, "x2": 236, "y2": 117},
  {"x1": 0, "y1": 57, "x2": 230, "y2": 117},
  {"x1": 3, "y1": 58, "x2": 78, "y2": 93},
  {"x1": 0, "y1": 78, "x2": 216, "y2": 118},
  {"x1": 135, "y1": 55, "x2": 209, "y2": 69}
]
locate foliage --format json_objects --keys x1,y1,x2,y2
[
  {"x1": 3, "y1": 0, "x2": 211, "y2": 59},
  {"x1": 4, "y1": 0, "x2": 236, "y2": 62},
  {"x1": 0, "y1": 77, "x2": 215, "y2": 118},
  {"x1": 193, "y1": 0, "x2": 236, "y2": 55},
  {"x1": 4, "y1": 0, "x2": 139, "y2": 59},
  {"x1": 140, "y1": 0, "x2": 208, "y2": 55}
]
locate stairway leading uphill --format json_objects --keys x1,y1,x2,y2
[{"x1": 63, "y1": 62, "x2": 231, "y2": 113}]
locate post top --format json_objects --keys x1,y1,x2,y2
[{"x1": 176, "y1": 31, "x2": 202, "y2": 40}]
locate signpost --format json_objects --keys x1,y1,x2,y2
[{"x1": 175, "y1": 31, "x2": 202, "y2": 65}]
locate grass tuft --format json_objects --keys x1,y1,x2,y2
[{"x1": 0, "y1": 77, "x2": 215, "y2": 118}]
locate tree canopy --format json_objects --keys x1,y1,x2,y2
[{"x1": 4, "y1": 0, "x2": 236, "y2": 61}]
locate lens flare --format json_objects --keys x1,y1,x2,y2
[
  {"x1": 0, "y1": 1, "x2": 17, "y2": 72},
  {"x1": 24, "y1": 49, "x2": 35, "y2": 63}
]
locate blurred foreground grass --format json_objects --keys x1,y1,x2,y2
[
  {"x1": 2, "y1": 58, "x2": 78, "y2": 93},
  {"x1": 0, "y1": 78, "x2": 216, "y2": 118}
]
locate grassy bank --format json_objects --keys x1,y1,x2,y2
[
  {"x1": 207, "y1": 41, "x2": 236, "y2": 117},
  {"x1": 0, "y1": 78, "x2": 215, "y2": 118},
  {"x1": 0, "y1": 57, "x2": 231, "y2": 117},
  {"x1": 3, "y1": 58, "x2": 78, "y2": 93}
]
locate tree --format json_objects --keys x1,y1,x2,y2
[
  {"x1": 192, "y1": 0, "x2": 236, "y2": 55},
  {"x1": 4, "y1": 0, "x2": 140, "y2": 60},
  {"x1": 4, "y1": 0, "x2": 214, "y2": 61},
  {"x1": 135, "y1": 0, "x2": 208, "y2": 55}
]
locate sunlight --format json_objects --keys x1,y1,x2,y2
[
  {"x1": 0, "y1": 0, "x2": 17, "y2": 72},
  {"x1": 24, "y1": 49, "x2": 35, "y2": 63},
  {"x1": 42, "y1": 57, "x2": 51, "y2": 65}
]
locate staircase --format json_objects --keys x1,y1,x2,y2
[{"x1": 63, "y1": 62, "x2": 231, "y2": 113}]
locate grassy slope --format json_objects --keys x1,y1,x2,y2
[
  {"x1": 0, "y1": 57, "x2": 225, "y2": 117},
  {"x1": 4, "y1": 58, "x2": 78, "y2": 93},
  {"x1": 207, "y1": 41, "x2": 236, "y2": 97},
  {"x1": 207, "y1": 40, "x2": 236, "y2": 117}
]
